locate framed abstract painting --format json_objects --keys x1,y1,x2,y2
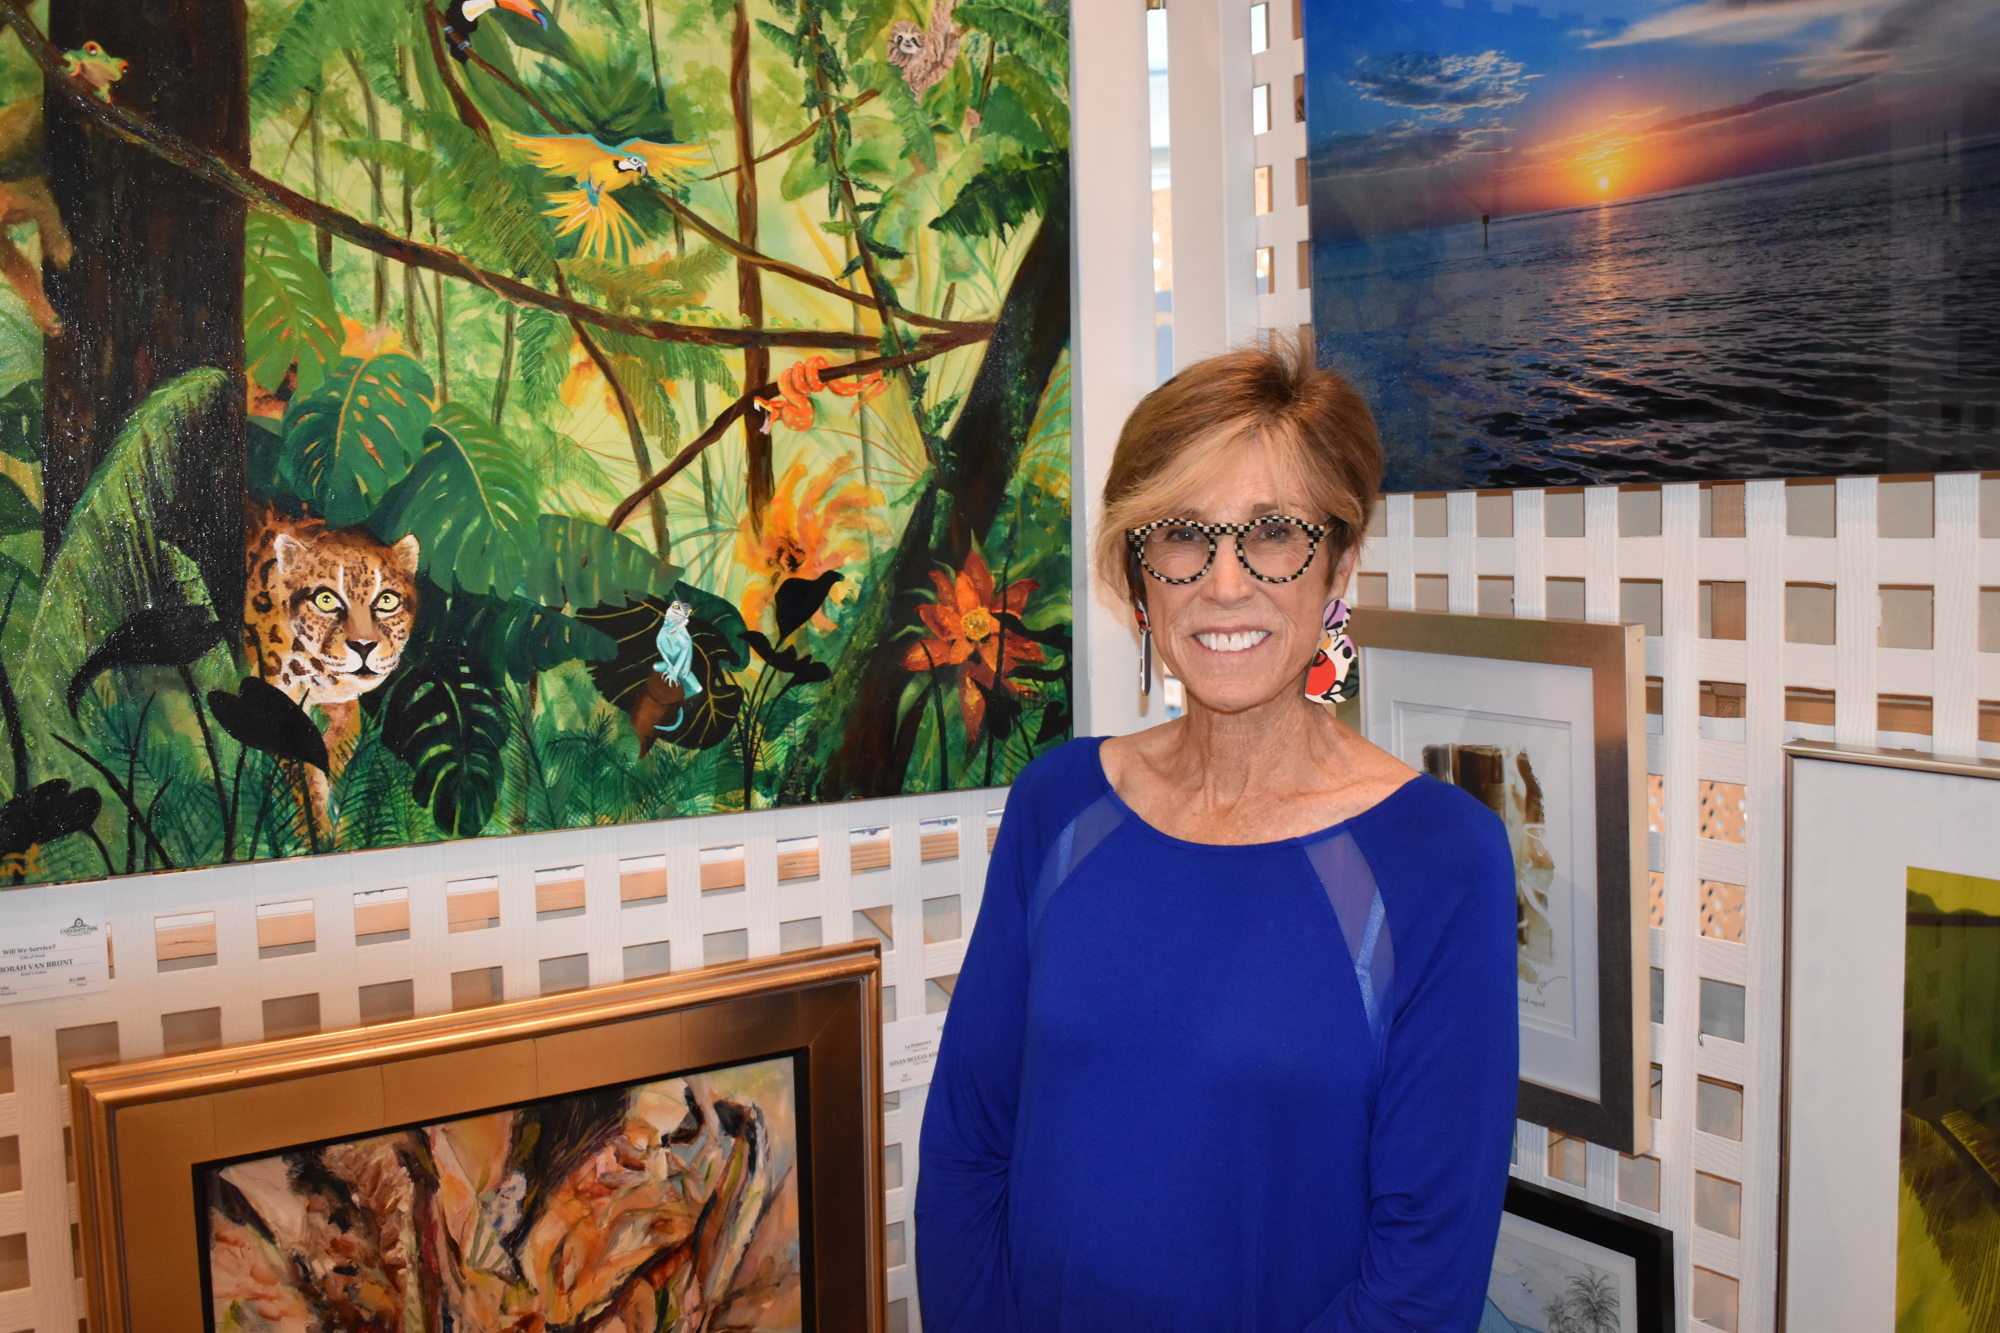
[
  {"x1": 1484, "y1": 1179, "x2": 1675, "y2": 1333},
  {"x1": 1303, "y1": 0, "x2": 2000, "y2": 491},
  {"x1": 1781, "y1": 742, "x2": 2000, "y2": 1332},
  {"x1": 1349, "y1": 608, "x2": 1648, "y2": 1150},
  {"x1": 70, "y1": 942, "x2": 884, "y2": 1333},
  {"x1": 0, "y1": 0, "x2": 1073, "y2": 889}
]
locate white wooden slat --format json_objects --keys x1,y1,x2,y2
[
  {"x1": 1512, "y1": 490, "x2": 1547, "y2": 618},
  {"x1": 1586, "y1": 488, "x2": 1622, "y2": 623},
  {"x1": 1695, "y1": 537, "x2": 1747, "y2": 581},
  {"x1": 1834, "y1": 477, "x2": 1880, "y2": 745},
  {"x1": 1696, "y1": 638, "x2": 1749, "y2": 682},
  {"x1": 1474, "y1": 535, "x2": 1517, "y2": 577},
  {"x1": 1385, "y1": 493, "x2": 1416, "y2": 610},
  {"x1": 1696, "y1": 739, "x2": 1748, "y2": 786},
  {"x1": 1411, "y1": 534, "x2": 1452, "y2": 574},
  {"x1": 1543, "y1": 535, "x2": 1588, "y2": 578},
  {"x1": 1934, "y1": 473, "x2": 1982, "y2": 756},
  {"x1": 1874, "y1": 534, "x2": 1937, "y2": 584},
  {"x1": 1783, "y1": 535, "x2": 1841, "y2": 582},
  {"x1": 1620, "y1": 535, "x2": 1665, "y2": 579},
  {"x1": 1658, "y1": 483, "x2": 1704, "y2": 1320},
  {"x1": 1447, "y1": 491, "x2": 1479, "y2": 614}
]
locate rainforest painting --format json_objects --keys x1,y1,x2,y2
[{"x1": 0, "y1": 0, "x2": 1072, "y2": 887}]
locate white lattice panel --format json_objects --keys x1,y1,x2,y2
[
  {"x1": 0, "y1": 785, "x2": 1001, "y2": 1332},
  {"x1": 1355, "y1": 474, "x2": 1996, "y2": 1333}
]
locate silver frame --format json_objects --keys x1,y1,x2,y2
[
  {"x1": 1347, "y1": 607, "x2": 1650, "y2": 1152},
  {"x1": 1775, "y1": 739, "x2": 2000, "y2": 1331}
]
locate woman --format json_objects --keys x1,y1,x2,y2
[{"x1": 915, "y1": 339, "x2": 1518, "y2": 1333}]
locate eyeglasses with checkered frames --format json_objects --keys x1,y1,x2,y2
[{"x1": 1123, "y1": 515, "x2": 1341, "y2": 586}]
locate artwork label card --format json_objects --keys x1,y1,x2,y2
[
  {"x1": 0, "y1": 914, "x2": 110, "y2": 1004},
  {"x1": 883, "y1": 1011, "x2": 948, "y2": 1092}
]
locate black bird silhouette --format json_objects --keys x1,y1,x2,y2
[{"x1": 774, "y1": 571, "x2": 844, "y2": 642}]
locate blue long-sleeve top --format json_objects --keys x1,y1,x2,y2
[{"x1": 915, "y1": 737, "x2": 1519, "y2": 1333}]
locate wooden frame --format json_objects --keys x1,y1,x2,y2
[
  {"x1": 1492, "y1": 1179, "x2": 1676, "y2": 1333},
  {"x1": 1348, "y1": 607, "x2": 1649, "y2": 1151},
  {"x1": 1778, "y1": 741, "x2": 2000, "y2": 1331},
  {"x1": 71, "y1": 942, "x2": 884, "y2": 1333}
]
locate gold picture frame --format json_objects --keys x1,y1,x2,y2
[
  {"x1": 71, "y1": 942, "x2": 884, "y2": 1333},
  {"x1": 1345, "y1": 607, "x2": 1650, "y2": 1152}
]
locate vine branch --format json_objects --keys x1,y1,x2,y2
[
  {"x1": 607, "y1": 330, "x2": 990, "y2": 532},
  {"x1": 696, "y1": 89, "x2": 878, "y2": 180}
]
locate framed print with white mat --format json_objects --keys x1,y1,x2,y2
[
  {"x1": 1780, "y1": 742, "x2": 2000, "y2": 1332},
  {"x1": 1349, "y1": 608, "x2": 1648, "y2": 1151}
]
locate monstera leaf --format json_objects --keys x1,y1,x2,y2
[
  {"x1": 371, "y1": 651, "x2": 508, "y2": 838},
  {"x1": 280, "y1": 351, "x2": 435, "y2": 526},
  {"x1": 68, "y1": 605, "x2": 227, "y2": 715},
  {"x1": 208, "y1": 677, "x2": 330, "y2": 771},
  {"x1": 0, "y1": 779, "x2": 101, "y2": 856},
  {"x1": 463, "y1": 593, "x2": 616, "y2": 682},
  {"x1": 369, "y1": 406, "x2": 539, "y2": 597},
  {"x1": 244, "y1": 215, "x2": 343, "y2": 395},
  {"x1": 525, "y1": 515, "x2": 680, "y2": 609},
  {"x1": 577, "y1": 587, "x2": 745, "y2": 753}
]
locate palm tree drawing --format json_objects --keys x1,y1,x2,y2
[{"x1": 1563, "y1": 1267, "x2": 1620, "y2": 1333}]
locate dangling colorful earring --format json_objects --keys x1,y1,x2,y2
[
  {"x1": 1304, "y1": 597, "x2": 1359, "y2": 704},
  {"x1": 1136, "y1": 603, "x2": 1154, "y2": 697}
]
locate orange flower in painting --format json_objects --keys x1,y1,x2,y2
[
  {"x1": 901, "y1": 551, "x2": 1043, "y2": 741},
  {"x1": 339, "y1": 316, "x2": 403, "y2": 359},
  {"x1": 735, "y1": 456, "x2": 889, "y2": 632},
  {"x1": 559, "y1": 334, "x2": 633, "y2": 422}
]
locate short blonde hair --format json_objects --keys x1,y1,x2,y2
[{"x1": 1094, "y1": 335, "x2": 1383, "y2": 607}]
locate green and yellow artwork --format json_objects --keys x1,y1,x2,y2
[
  {"x1": 1898, "y1": 866, "x2": 2000, "y2": 1333},
  {"x1": 0, "y1": 0, "x2": 1071, "y2": 887}
]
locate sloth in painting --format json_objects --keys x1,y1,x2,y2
[{"x1": 886, "y1": 0, "x2": 961, "y2": 94}]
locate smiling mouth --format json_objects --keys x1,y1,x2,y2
[{"x1": 1193, "y1": 630, "x2": 1270, "y2": 653}]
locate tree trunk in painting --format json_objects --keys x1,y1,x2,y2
[
  {"x1": 43, "y1": 0, "x2": 249, "y2": 620},
  {"x1": 730, "y1": 3, "x2": 773, "y2": 525},
  {"x1": 806, "y1": 184, "x2": 1071, "y2": 802}
]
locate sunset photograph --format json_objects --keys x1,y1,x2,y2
[{"x1": 1304, "y1": 0, "x2": 2000, "y2": 490}]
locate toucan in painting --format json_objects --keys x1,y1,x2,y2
[
  {"x1": 509, "y1": 133, "x2": 707, "y2": 258},
  {"x1": 442, "y1": 0, "x2": 548, "y2": 62}
]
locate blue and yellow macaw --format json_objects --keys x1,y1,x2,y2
[{"x1": 509, "y1": 132, "x2": 706, "y2": 258}]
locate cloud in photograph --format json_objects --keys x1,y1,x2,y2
[
  {"x1": 1521, "y1": 75, "x2": 1869, "y2": 175},
  {"x1": 1642, "y1": 75, "x2": 1871, "y2": 134},
  {"x1": 1316, "y1": 120, "x2": 1510, "y2": 176},
  {"x1": 1588, "y1": 0, "x2": 1879, "y2": 47},
  {"x1": 1348, "y1": 51, "x2": 1535, "y2": 121}
]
